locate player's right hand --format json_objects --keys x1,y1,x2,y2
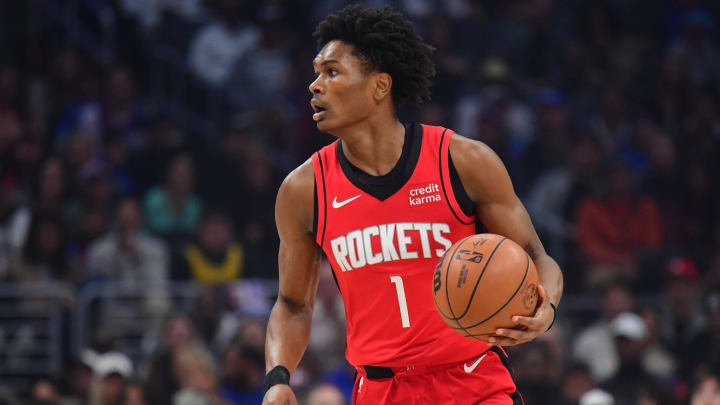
[{"x1": 262, "y1": 384, "x2": 297, "y2": 405}]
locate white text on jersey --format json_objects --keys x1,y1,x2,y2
[
  {"x1": 330, "y1": 222, "x2": 452, "y2": 271},
  {"x1": 409, "y1": 183, "x2": 442, "y2": 207}
]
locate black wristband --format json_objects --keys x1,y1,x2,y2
[
  {"x1": 546, "y1": 303, "x2": 557, "y2": 332},
  {"x1": 264, "y1": 366, "x2": 290, "y2": 393}
]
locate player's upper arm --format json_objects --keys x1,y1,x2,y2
[
  {"x1": 275, "y1": 159, "x2": 322, "y2": 310},
  {"x1": 448, "y1": 134, "x2": 545, "y2": 257}
]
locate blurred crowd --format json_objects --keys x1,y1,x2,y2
[{"x1": 0, "y1": 0, "x2": 719, "y2": 404}]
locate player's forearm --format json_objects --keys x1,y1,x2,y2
[
  {"x1": 533, "y1": 253, "x2": 563, "y2": 307},
  {"x1": 265, "y1": 297, "x2": 314, "y2": 373}
]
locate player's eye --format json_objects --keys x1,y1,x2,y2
[{"x1": 327, "y1": 68, "x2": 338, "y2": 77}]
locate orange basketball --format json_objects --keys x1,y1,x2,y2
[{"x1": 432, "y1": 233, "x2": 539, "y2": 341}]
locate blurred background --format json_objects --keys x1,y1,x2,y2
[{"x1": 0, "y1": 0, "x2": 718, "y2": 404}]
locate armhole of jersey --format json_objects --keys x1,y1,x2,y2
[
  {"x1": 448, "y1": 152, "x2": 475, "y2": 218},
  {"x1": 311, "y1": 152, "x2": 327, "y2": 246},
  {"x1": 439, "y1": 130, "x2": 475, "y2": 225},
  {"x1": 312, "y1": 180, "x2": 318, "y2": 237}
]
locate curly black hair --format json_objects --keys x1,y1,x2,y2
[{"x1": 313, "y1": 4, "x2": 436, "y2": 106}]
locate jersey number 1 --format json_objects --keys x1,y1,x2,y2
[{"x1": 390, "y1": 276, "x2": 410, "y2": 328}]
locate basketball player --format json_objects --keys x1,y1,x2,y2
[{"x1": 263, "y1": 5, "x2": 563, "y2": 404}]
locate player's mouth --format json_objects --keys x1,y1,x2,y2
[{"x1": 311, "y1": 100, "x2": 328, "y2": 121}]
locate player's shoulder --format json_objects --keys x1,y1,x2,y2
[
  {"x1": 446, "y1": 132, "x2": 511, "y2": 202},
  {"x1": 447, "y1": 132, "x2": 498, "y2": 164},
  {"x1": 417, "y1": 122, "x2": 488, "y2": 154},
  {"x1": 278, "y1": 158, "x2": 314, "y2": 203},
  {"x1": 276, "y1": 158, "x2": 315, "y2": 232}
]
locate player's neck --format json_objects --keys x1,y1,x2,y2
[{"x1": 337, "y1": 116, "x2": 405, "y2": 177}]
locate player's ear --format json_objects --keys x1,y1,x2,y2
[{"x1": 373, "y1": 72, "x2": 392, "y2": 102}]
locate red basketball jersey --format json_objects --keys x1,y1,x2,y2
[{"x1": 312, "y1": 123, "x2": 490, "y2": 367}]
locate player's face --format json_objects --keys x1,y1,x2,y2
[{"x1": 309, "y1": 40, "x2": 378, "y2": 134}]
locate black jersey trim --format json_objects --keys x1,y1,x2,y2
[
  {"x1": 312, "y1": 180, "x2": 318, "y2": 237},
  {"x1": 438, "y1": 130, "x2": 475, "y2": 225},
  {"x1": 448, "y1": 152, "x2": 475, "y2": 217},
  {"x1": 317, "y1": 152, "x2": 328, "y2": 246},
  {"x1": 488, "y1": 347, "x2": 524, "y2": 404},
  {"x1": 336, "y1": 122, "x2": 423, "y2": 201}
]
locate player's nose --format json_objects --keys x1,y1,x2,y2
[{"x1": 309, "y1": 76, "x2": 323, "y2": 95}]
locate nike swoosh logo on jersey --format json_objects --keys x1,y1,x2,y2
[
  {"x1": 463, "y1": 353, "x2": 488, "y2": 373},
  {"x1": 332, "y1": 194, "x2": 361, "y2": 209}
]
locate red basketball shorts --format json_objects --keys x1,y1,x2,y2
[{"x1": 352, "y1": 347, "x2": 523, "y2": 405}]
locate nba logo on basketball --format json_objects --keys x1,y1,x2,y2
[{"x1": 409, "y1": 183, "x2": 442, "y2": 206}]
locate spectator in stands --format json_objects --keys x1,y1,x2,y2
[
  {"x1": 573, "y1": 282, "x2": 635, "y2": 382},
  {"x1": 663, "y1": 258, "x2": 706, "y2": 358},
  {"x1": 86, "y1": 197, "x2": 168, "y2": 285},
  {"x1": 651, "y1": 51, "x2": 689, "y2": 131},
  {"x1": 553, "y1": 364, "x2": 595, "y2": 405},
  {"x1": 50, "y1": 46, "x2": 93, "y2": 115},
  {"x1": 172, "y1": 344, "x2": 228, "y2": 405},
  {"x1": 0, "y1": 183, "x2": 31, "y2": 279},
  {"x1": 173, "y1": 211, "x2": 243, "y2": 283},
  {"x1": 188, "y1": 0, "x2": 260, "y2": 87},
  {"x1": 674, "y1": 163, "x2": 718, "y2": 258},
  {"x1": 30, "y1": 378, "x2": 69, "y2": 405},
  {"x1": 512, "y1": 341, "x2": 561, "y2": 404},
  {"x1": 579, "y1": 388, "x2": 615, "y2": 405},
  {"x1": 62, "y1": 355, "x2": 94, "y2": 405},
  {"x1": 122, "y1": 382, "x2": 147, "y2": 405},
  {"x1": 104, "y1": 137, "x2": 135, "y2": 196},
  {"x1": 54, "y1": 72, "x2": 103, "y2": 151},
  {"x1": 32, "y1": 158, "x2": 69, "y2": 217},
  {"x1": 684, "y1": 290, "x2": 720, "y2": 378},
  {"x1": 219, "y1": 341, "x2": 264, "y2": 405},
  {"x1": 0, "y1": 66, "x2": 20, "y2": 112},
  {"x1": 589, "y1": 87, "x2": 633, "y2": 155},
  {"x1": 308, "y1": 260, "x2": 346, "y2": 369},
  {"x1": 146, "y1": 314, "x2": 198, "y2": 405},
  {"x1": 143, "y1": 153, "x2": 202, "y2": 246},
  {"x1": 454, "y1": 58, "x2": 535, "y2": 180},
  {"x1": 102, "y1": 68, "x2": 144, "y2": 146},
  {"x1": 424, "y1": 16, "x2": 470, "y2": 106},
  {"x1": 228, "y1": 5, "x2": 292, "y2": 109},
  {"x1": 641, "y1": 132, "x2": 683, "y2": 240},
  {"x1": 602, "y1": 312, "x2": 667, "y2": 405},
  {"x1": 690, "y1": 373, "x2": 720, "y2": 405},
  {"x1": 523, "y1": 88, "x2": 572, "y2": 186},
  {"x1": 65, "y1": 162, "x2": 117, "y2": 241},
  {"x1": 682, "y1": 92, "x2": 720, "y2": 168},
  {"x1": 638, "y1": 306, "x2": 675, "y2": 380},
  {"x1": 305, "y1": 384, "x2": 346, "y2": 405},
  {"x1": 8, "y1": 214, "x2": 71, "y2": 283},
  {"x1": 667, "y1": 11, "x2": 720, "y2": 88},
  {"x1": 2, "y1": 131, "x2": 44, "y2": 200},
  {"x1": 89, "y1": 352, "x2": 133, "y2": 405},
  {"x1": 245, "y1": 142, "x2": 281, "y2": 278},
  {"x1": 128, "y1": 113, "x2": 186, "y2": 194},
  {"x1": 526, "y1": 136, "x2": 601, "y2": 272},
  {"x1": 190, "y1": 287, "x2": 244, "y2": 350},
  {"x1": 576, "y1": 160, "x2": 662, "y2": 286}
]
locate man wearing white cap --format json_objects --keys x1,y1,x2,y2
[
  {"x1": 579, "y1": 388, "x2": 615, "y2": 405},
  {"x1": 602, "y1": 313, "x2": 666, "y2": 405},
  {"x1": 91, "y1": 352, "x2": 133, "y2": 405}
]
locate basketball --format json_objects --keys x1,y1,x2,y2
[{"x1": 432, "y1": 234, "x2": 540, "y2": 341}]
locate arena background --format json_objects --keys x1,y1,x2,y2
[{"x1": 0, "y1": 1, "x2": 719, "y2": 404}]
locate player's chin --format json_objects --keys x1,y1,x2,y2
[{"x1": 315, "y1": 117, "x2": 336, "y2": 133}]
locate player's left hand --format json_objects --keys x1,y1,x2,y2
[{"x1": 487, "y1": 285, "x2": 553, "y2": 346}]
